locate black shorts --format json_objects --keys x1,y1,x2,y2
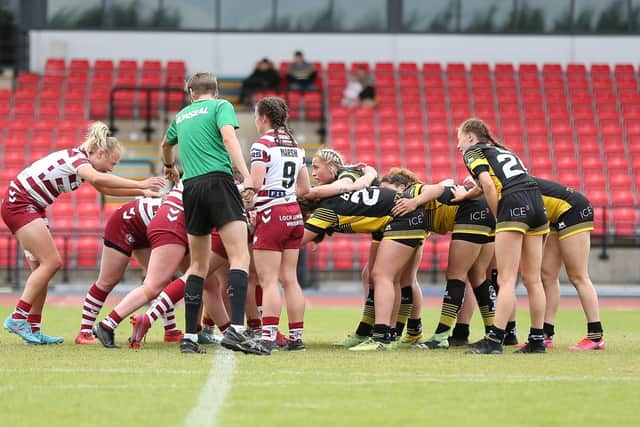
[
  {"x1": 382, "y1": 207, "x2": 427, "y2": 248},
  {"x1": 452, "y1": 198, "x2": 495, "y2": 243},
  {"x1": 183, "y1": 172, "x2": 246, "y2": 236},
  {"x1": 550, "y1": 200, "x2": 594, "y2": 240},
  {"x1": 496, "y1": 189, "x2": 549, "y2": 236}
]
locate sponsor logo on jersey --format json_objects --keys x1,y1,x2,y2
[
  {"x1": 251, "y1": 148, "x2": 270, "y2": 162},
  {"x1": 470, "y1": 209, "x2": 488, "y2": 221},
  {"x1": 579, "y1": 205, "x2": 593, "y2": 219},
  {"x1": 176, "y1": 106, "x2": 209, "y2": 124},
  {"x1": 509, "y1": 204, "x2": 530, "y2": 218}
]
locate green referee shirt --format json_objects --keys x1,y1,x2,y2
[{"x1": 165, "y1": 98, "x2": 240, "y2": 180}]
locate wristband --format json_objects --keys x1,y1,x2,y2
[{"x1": 163, "y1": 162, "x2": 174, "y2": 168}]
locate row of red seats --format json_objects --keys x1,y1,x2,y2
[
  {"x1": 42, "y1": 58, "x2": 186, "y2": 76},
  {"x1": 325, "y1": 61, "x2": 639, "y2": 76},
  {"x1": 0, "y1": 233, "x2": 106, "y2": 268}
]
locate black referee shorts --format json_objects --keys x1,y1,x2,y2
[{"x1": 183, "y1": 172, "x2": 246, "y2": 236}]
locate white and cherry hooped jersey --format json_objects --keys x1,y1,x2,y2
[
  {"x1": 10, "y1": 147, "x2": 91, "y2": 207},
  {"x1": 250, "y1": 128, "x2": 306, "y2": 213},
  {"x1": 250, "y1": 129, "x2": 306, "y2": 251},
  {"x1": 147, "y1": 181, "x2": 188, "y2": 249},
  {"x1": 104, "y1": 197, "x2": 162, "y2": 254}
]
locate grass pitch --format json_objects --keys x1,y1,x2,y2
[{"x1": 0, "y1": 304, "x2": 638, "y2": 427}]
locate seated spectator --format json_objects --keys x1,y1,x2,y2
[
  {"x1": 286, "y1": 51, "x2": 317, "y2": 91},
  {"x1": 341, "y1": 66, "x2": 376, "y2": 109},
  {"x1": 239, "y1": 58, "x2": 280, "y2": 105}
]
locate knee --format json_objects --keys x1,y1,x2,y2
[
  {"x1": 370, "y1": 268, "x2": 385, "y2": 283},
  {"x1": 280, "y1": 277, "x2": 299, "y2": 290},
  {"x1": 521, "y1": 272, "x2": 541, "y2": 287},
  {"x1": 141, "y1": 278, "x2": 165, "y2": 298},
  {"x1": 566, "y1": 271, "x2": 591, "y2": 288},
  {"x1": 44, "y1": 254, "x2": 63, "y2": 272},
  {"x1": 540, "y1": 269, "x2": 557, "y2": 284}
]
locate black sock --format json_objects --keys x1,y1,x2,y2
[
  {"x1": 435, "y1": 279, "x2": 465, "y2": 334},
  {"x1": 227, "y1": 269, "x2": 248, "y2": 326},
  {"x1": 506, "y1": 320, "x2": 517, "y2": 336},
  {"x1": 529, "y1": 328, "x2": 544, "y2": 343},
  {"x1": 473, "y1": 280, "x2": 497, "y2": 332},
  {"x1": 452, "y1": 323, "x2": 470, "y2": 340},
  {"x1": 395, "y1": 286, "x2": 413, "y2": 337},
  {"x1": 587, "y1": 321, "x2": 603, "y2": 341},
  {"x1": 356, "y1": 289, "x2": 375, "y2": 337},
  {"x1": 372, "y1": 324, "x2": 391, "y2": 343},
  {"x1": 184, "y1": 274, "x2": 204, "y2": 335},
  {"x1": 543, "y1": 322, "x2": 555, "y2": 339},
  {"x1": 406, "y1": 318, "x2": 423, "y2": 336},
  {"x1": 487, "y1": 325, "x2": 505, "y2": 343}
]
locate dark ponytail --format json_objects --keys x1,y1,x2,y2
[{"x1": 256, "y1": 96, "x2": 294, "y2": 146}]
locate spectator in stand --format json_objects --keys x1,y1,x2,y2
[
  {"x1": 342, "y1": 66, "x2": 376, "y2": 109},
  {"x1": 285, "y1": 51, "x2": 317, "y2": 91},
  {"x1": 238, "y1": 58, "x2": 280, "y2": 106}
]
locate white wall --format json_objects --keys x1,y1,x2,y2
[{"x1": 30, "y1": 31, "x2": 640, "y2": 76}]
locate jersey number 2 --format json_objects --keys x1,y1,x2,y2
[{"x1": 496, "y1": 149, "x2": 526, "y2": 179}]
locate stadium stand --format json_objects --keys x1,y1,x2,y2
[{"x1": 0, "y1": 59, "x2": 637, "y2": 272}]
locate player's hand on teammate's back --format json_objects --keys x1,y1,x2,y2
[
  {"x1": 142, "y1": 176, "x2": 167, "y2": 191},
  {"x1": 391, "y1": 198, "x2": 417, "y2": 217},
  {"x1": 450, "y1": 185, "x2": 469, "y2": 203}
]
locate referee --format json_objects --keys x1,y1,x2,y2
[{"x1": 162, "y1": 72, "x2": 255, "y2": 354}]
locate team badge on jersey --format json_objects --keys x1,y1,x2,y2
[{"x1": 251, "y1": 148, "x2": 270, "y2": 163}]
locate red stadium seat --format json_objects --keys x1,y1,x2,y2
[
  {"x1": 566, "y1": 63, "x2": 586, "y2": 75},
  {"x1": 17, "y1": 72, "x2": 39, "y2": 88},
  {"x1": 606, "y1": 154, "x2": 629, "y2": 171},
  {"x1": 75, "y1": 237, "x2": 101, "y2": 268},
  {"x1": 422, "y1": 63, "x2": 442, "y2": 75},
  {"x1": 590, "y1": 64, "x2": 611, "y2": 76},
  {"x1": 349, "y1": 62, "x2": 370, "y2": 74},
  {"x1": 609, "y1": 172, "x2": 632, "y2": 189},
  {"x1": 39, "y1": 103, "x2": 60, "y2": 120},
  {"x1": 398, "y1": 62, "x2": 417, "y2": 75},
  {"x1": 45, "y1": 58, "x2": 66, "y2": 75},
  {"x1": 555, "y1": 156, "x2": 578, "y2": 172},
  {"x1": 494, "y1": 63, "x2": 514, "y2": 75},
  {"x1": 557, "y1": 171, "x2": 581, "y2": 189},
  {"x1": 0, "y1": 236, "x2": 18, "y2": 268},
  {"x1": 613, "y1": 207, "x2": 636, "y2": 234},
  {"x1": 611, "y1": 190, "x2": 635, "y2": 206},
  {"x1": 374, "y1": 62, "x2": 394, "y2": 75}
]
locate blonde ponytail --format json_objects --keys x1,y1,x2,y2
[{"x1": 81, "y1": 121, "x2": 121, "y2": 155}]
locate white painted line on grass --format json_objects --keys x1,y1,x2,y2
[{"x1": 184, "y1": 349, "x2": 236, "y2": 427}]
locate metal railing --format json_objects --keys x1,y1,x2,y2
[{"x1": 108, "y1": 86, "x2": 187, "y2": 141}]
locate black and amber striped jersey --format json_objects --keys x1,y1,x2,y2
[
  {"x1": 463, "y1": 143, "x2": 537, "y2": 198},
  {"x1": 304, "y1": 187, "x2": 397, "y2": 236},
  {"x1": 409, "y1": 183, "x2": 458, "y2": 234},
  {"x1": 534, "y1": 177, "x2": 590, "y2": 223}
]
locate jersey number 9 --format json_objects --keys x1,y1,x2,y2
[{"x1": 282, "y1": 161, "x2": 296, "y2": 188}]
